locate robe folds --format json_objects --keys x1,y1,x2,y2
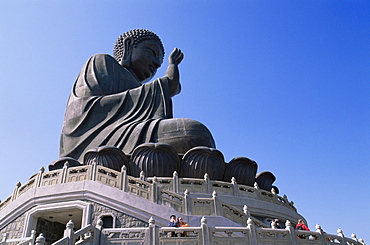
[{"x1": 60, "y1": 54, "x2": 174, "y2": 161}]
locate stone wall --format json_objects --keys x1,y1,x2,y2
[
  {"x1": 88, "y1": 201, "x2": 148, "y2": 228},
  {"x1": 0, "y1": 213, "x2": 26, "y2": 239}
]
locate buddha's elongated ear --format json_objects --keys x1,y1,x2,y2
[{"x1": 121, "y1": 37, "x2": 134, "y2": 67}]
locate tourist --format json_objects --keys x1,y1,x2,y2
[
  {"x1": 296, "y1": 219, "x2": 310, "y2": 239},
  {"x1": 168, "y1": 215, "x2": 177, "y2": 237},
  {"x1": 271, "y1": 219, "x2": 281, "y2": 229},
  {"x1": 177, "y1": 217, "x2": 189, "y2": 236}
]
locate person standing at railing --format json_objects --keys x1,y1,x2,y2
[
  {"x1": 177, "y1": 217, "x2": 189, "y2": 236},
  {"x1": 168, "y1": 215, "x2": 178, "y2": 237},
  {"x1": 295, "y1": 219, "x2": 310, "y2": 239},
  {"x1": 271, "y1": 219, "x2": 281, "y2": 229}
]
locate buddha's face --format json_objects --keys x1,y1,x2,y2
[{"x1": 128, "y1": 39, "x2": 164, "y2": 83}]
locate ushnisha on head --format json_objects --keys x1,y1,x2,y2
[{"x1": 113, "y1": 29, "x2": 165, "y2": 83}]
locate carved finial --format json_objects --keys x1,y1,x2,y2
[
  {"x1": 315, "y1": 224, "x2": 322, "y2": 232},
  {"x1": 337, "y1": 228, "x2": 343, "y2": 236},
  {"x1": 285, "y1": 220, "x2": 292, "y2": 227},
  {"x1": 97, "y1": 218, "x2": 103, "y2": 227},
  {"x1": 140, "y1": 171, "x2": 145, "y2": 179},
  {"x1": 173, "y1": 171, "x2": 178, "y2": 177},
  {"x1": 36, "y1": 233, "x2": 46, "y2": 243},
  {"x1": 243, "y1": 205, "x2": 248, "y2": 214},
  {"x1": 66, "y1": 220, "x2": 74, "y2": 229},
  {"x1": 283, "y1": 194, "x2": 288, "y2": 199},
  {"x1": 153, "y1": 176, "x2": 158, "y2": 183},
  {"x1": 92, "y1": 157, "x2": 98, "y2": 165},
  {"x1": 40, "y1": 166, "x2": 45, "y2": 172},
  {"x1": 254, "y1": 182, "x2": 259, "y2": 189},
  {"x1": 231, "y1": 177, "x2": 236, "y2": 184},
  {"x1": 351, "y1": 233, "x2": 357, "y2": 241},
  {"x1": 201, "y1": 216, "x2": 207, "y2": 224},
  {"x1": 16, "y1": 182, "x2": 21, "y2": 187},
  {"x1": 271, "y1": 188, "x2": 276, "y2": 195},
  {"x1": 247, "y1": 217, "x2": 253, "y2": 226},
  {"x1": 121, "y1": 165, "x2": 127, "y2": 171},
  {"x1": 184, "y1": 189, "x2": 190, "y2": 196},
  {"x1": 212, "y1": 190, "x2": 217, "y2": 198},
  {"x1": 149, "y1": 217, "x2": 155, "y2": 224},
  {"x1": 271, "y1": 220, "x2": 277, "y2": 229},
  {"x1": 64, "y1": 161, "x2": 69, "y2": 168},
  {"x1": 358, "y1": 238, "x2": 364, "y2": 243},
  {"x1": 204, "y1": 173, "x2": 209, "y2": 180}
]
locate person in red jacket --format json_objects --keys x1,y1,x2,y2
[{"x1": 296, "y1": 219, "x2": 310, "y2": 239}]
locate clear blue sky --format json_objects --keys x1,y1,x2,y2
[{"x1": 0, "y1": 0, "x2": 369, "y2": 242}]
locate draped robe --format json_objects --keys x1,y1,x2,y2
[{"x1": 60, "y1": 54, "x2": 174, "y2": 161}]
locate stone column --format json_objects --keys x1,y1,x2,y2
[
  {"x1": 147, "y1": 217, "x2": 157, "y2": 245},
  {"x1": 200, "y1": 217, "x2": 210, "y2": 245},
  {"x1": 337, "y1": 228, "x2": 347, "y2": 245},
  {"x1": 61, "y1": 162, "x2": 69, "y2": 184},
  {"x1": 120, "y1": 165, "x2": 128, "y2": 191},
  {"x1": 35, "y1": 167, "x2": 45, "y2": 188},
  {"x1": 63, "y1": 220, "x2": 75, "y2": 245},
  {"x1": 285, "y1": 220, "x2": 297, "y2": 245},
  {"x1": 204, "y1": 173, "x2": 211, "y2": 194},
  {"x1": 315, "y1": 224, "x2": 327, "y2": 245},
  {"x1": 231, "y1": 177, "x2": 239, "y2": 196},
  {"x1": 172, "y1": 171, "x2": 179, "y2": 193},
  {"x1": 246, "y1": 217, "x2": 258, "y2": 245},
  {"x1": 184, "y1": 189, "x2": 191, "y2": 215}
]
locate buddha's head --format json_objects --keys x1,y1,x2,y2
[{"x1": 114, "y1": 29, "x2": 165, "y2": 83}]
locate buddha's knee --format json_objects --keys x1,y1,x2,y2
[{"x1": 156, "y1": 118, "x2": 215, "y2": 154}]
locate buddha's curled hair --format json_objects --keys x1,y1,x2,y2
[{"x1": 113, "y1": 29, "x2": 165, "y2": 63}]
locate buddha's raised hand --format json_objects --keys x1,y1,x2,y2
[{"x1": 168, "y1": 48, "x2": 184, "y2": 65}]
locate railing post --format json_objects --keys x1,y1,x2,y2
[
  {"x1": 212, "y1": 190, "x2": 221, "y2": 216},
  {"x1": 90, "y1": 158, "x2": 98, "y2": 181},
  {"x1": 315, "y1": 224, "x2": 327, "y2": 245},
  {"x1": 285, "y1": 220, "x2": 297, "y2": 245},
  {"x1": 35, "y1": 167, "x2": 45, "y2": 188},
  {"x1": 246, "y1": 217, "x2": 258, "y2": 245},
  {"x1": 94, "y1": 219, "x2": 103, "y2": 245},
  {"x1": 11, "y1": 182, "x2": 21, "y2": 201},
  {"x1": 35, "y1": 233, "x2": 46, "y2": 245},
  {"x1": 173, "y1": 171, "x2": 179, "y2": 193},
  {"x1": 337, "y1": 228, "x2": 347, "y2": 245},
  {"x1": 204, "y1": 173, "x2": 211, "y2": 194},
  {"x1": 231, "y1": 177, "x2": 239, "y2": 196},
  {"x1": 243, "y1": 205, "x2": 250, "y2": 218},
  {"x1": 201, "y1": 217, "x2": 210, "y2": 245},
  {"x1": 61, "y1": 162, "x2": 69, "y2": 184},
  {"x1": 64, "y1": 220, "x2": 75, "y2": 245},
  {"x1": 30, "y1": 230, "x2": 36, "y2": 245},
  {"x1": 184, "y1": 189, "x2": 191, "y2": 215},
  {"x1": 148, "y1": 217, "x2": 157, "y2": 245},
  {"x1": 254, "y1": 182, "x2": 261, "y2": 200},
  {"x1": 140, "y1": 171, "x2": 145, "y2": 181},
  {"x1": 120, "y1": 165, "x2": 128, "y2": 191},
  {"x1": 151, "y1": 176, "x2": 158, "y2": 203}
]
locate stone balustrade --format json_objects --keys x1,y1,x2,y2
[
  {"x1": 2, "y1": 218, "x2": 365, "y2": 245},
  {"x1": 0, "y1": 163, "x2": 296, "y2": 214},
  {"x1": 0, "y1": 163, "x2": 366, "y2": 244}
]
